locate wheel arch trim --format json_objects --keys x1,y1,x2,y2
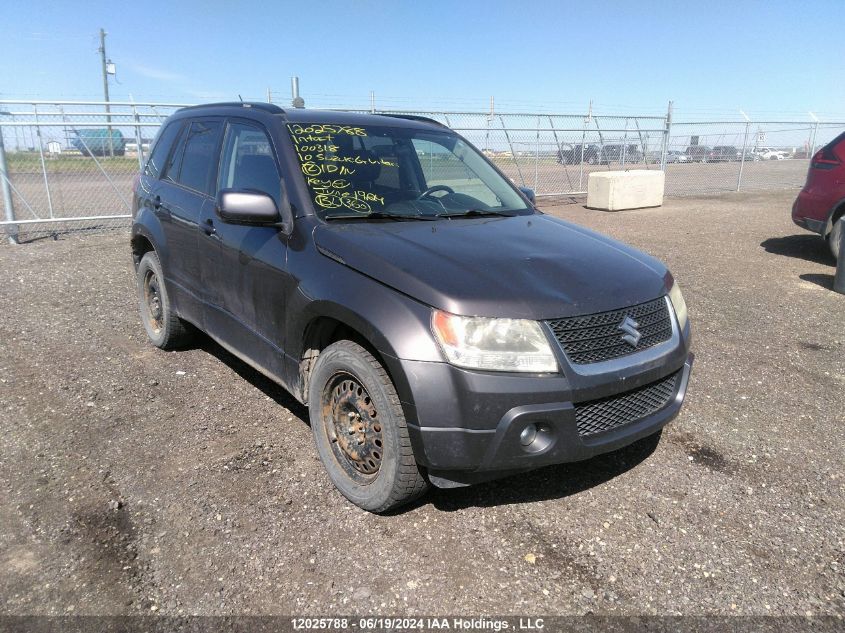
[
  {"x1": 131, "y1": 210, "x2": 167, "y2": 268},
  {"x1": 824, "y1": 196, "x2": 845, "y2": 236}
]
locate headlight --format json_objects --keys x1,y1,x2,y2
[
  {"x1": 431, "y1": 310, "x2": 558, "y2": 373},
  {"x1": 668, "y1": 281, "x2": 688, "y2": 330}
]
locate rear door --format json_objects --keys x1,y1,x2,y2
[
  {"x1": 156, "y1": 118, "x2": 224, "y2": 325},
  {"x1": 199, "y1": 118, "x2": 289, "y2": 377}
]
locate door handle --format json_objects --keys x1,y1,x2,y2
[
  {"x1": 153, "y1": 195, "x2": 161, "y2": 210},
  {"x1": 202, "y1": 218, "x2": 217, "y2": 237}
]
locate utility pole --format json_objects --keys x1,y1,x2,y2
[{"x1": 98, "y1": 28, "x2": 114, "y2": 157}]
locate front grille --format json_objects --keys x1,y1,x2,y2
[
  {"x1": 575, "y1": 370, "x2": 680, "y2": 437},
  {"x1": 547, "y1": 297, "x2": 672, "y2": 364}
]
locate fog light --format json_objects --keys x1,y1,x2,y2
[{"x1": 520, "y1": 423, "x2": 538, "y2": 446}]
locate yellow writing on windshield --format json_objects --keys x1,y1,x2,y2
[
  {"x1": 288, "y1": 123, "x2": 395, "y2": 214},
  {"x1": 288, "y1": 124, "x2": 368, "y2": 137}
]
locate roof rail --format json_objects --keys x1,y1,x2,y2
[
  {"x1": 376, "y1": 113, "x2": 448, "y2": 128},
  {"x1": 177, "y1": 102, "x2": 286, "y2": 115}
]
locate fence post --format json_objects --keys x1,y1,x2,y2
[
  {"x1": 548, "y1": 115, "x2": 574, "y2": 192},
  {"x1": 33, "y1": 105, "x2": 55, "y2": 219},
  {"x1": 498, "y1": 115, "x2": 525, "y2": 186},
  {"x1": 660, "y1": 100, "x2": 672, "y2": 171},
  {"x1": 621, "y1": 118, "x2": 629, "y2": 167},
  {"x1": 534, "y1": 115, "x2": 540, "y2": 193},
  {"x1": 0, "y1": 122, "x2": 18, "y2": 244},
  {"x1": 578, "y1": 101, "x2": 591, "y2": 190},
  {"x1": 736, "y1": 112, "x2": 750, "y2": 192},
  {"x1": 133, "y1": 104, "x2": 144, "y2": 170},
  {"x1": 809, "y1": 113, "x2": 819, "y2": 161}
]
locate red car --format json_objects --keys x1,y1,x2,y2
[{"x1": 792, "y1": 131, "x2": 845, "y2": 259}]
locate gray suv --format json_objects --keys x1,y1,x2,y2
[{"x1": 131, "y1": 103, "x2": 693, "y2": 512}]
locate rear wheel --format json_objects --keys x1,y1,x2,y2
[
  {"x1": 308, "y1": 340, "x2": 428, "y2": 513},
  {"x1": 136, "y1": 252, "x2": 195, "y2": 349},
  {"x1": 828, "y1": 219, "x2": 843, "y2": 260}
]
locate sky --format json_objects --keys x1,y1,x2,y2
[{"x1": 1, "y1": 0, "x2": 843, "y2": 120}]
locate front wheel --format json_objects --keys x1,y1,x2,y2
[{"x1": 308, "y1": 340, "x2": 429, "y2": 513}]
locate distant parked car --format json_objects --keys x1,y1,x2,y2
[
  {"x1": 707, "y1": 146, "x2": 739, "y2": 162},
  {"x1": 792, "y1": 130, "x2": 845, "y2": 259},
  {"x1": 602, "y1": 144, "x2": 643, "y2": 164},
  {"x1": 755, "y1": 147, "x2": 786, "y2": 160},
  {"x1": 685, "y1": 146, "x2": 710, "y2": 163},
  {"x1": 72, "y1": 129, "x2": 126, "y2": 157},
  {"x1": 557, "y1": 143, "x2": 607, "y2": 165},
  {"x1": 666, "y1": 150, "x2": 689, "y2": 164}
]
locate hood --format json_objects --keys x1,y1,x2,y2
[{"x1": 313, "y1": 214, "x2": 669, "y2": 320}]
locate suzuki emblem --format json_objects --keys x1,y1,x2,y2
[{"x1": 618, "y1": 315, "x2": 641, "y2": 347}]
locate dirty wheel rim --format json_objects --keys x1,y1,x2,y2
[
  {"x1": 321, "y1": 371, "x2": 383, "y2": 483},
  {"x1": 143, "y1": 270, "x2": 163, "y2": 334}
]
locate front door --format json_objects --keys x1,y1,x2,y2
[{"x1": 199, "y1": 119, "x2": 289, "y2": 381}]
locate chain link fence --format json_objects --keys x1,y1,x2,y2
[
  {"x1": 1, "y1": 100, "x2": 843, "y2": 241},
  {"x1": 0, "y1": 100, "x2": 186, "y2": 242},
  {"x1": 368, "y1": 111, "x2": 668, "y2": 196},
  {"x1": 665, "y1": 120, "x2": 844, "y2": 195}
]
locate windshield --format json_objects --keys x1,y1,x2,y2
[{"x1": 286, "y1": 122, "x2": 532, "y2": 219}]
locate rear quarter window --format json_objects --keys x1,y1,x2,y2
[{"x1": 143, "y1": 122, "x2": 183, "y2": 179}]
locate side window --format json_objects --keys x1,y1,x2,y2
[
  {"x1": 218, "y1": 122, "x2": 281, "y2": 206},
  {"x1": 175, "y1": 120, "x2": 224, "y2": 195},
  {"x1": 144, "y1": 121, "x2": 183, "y2": 179}
]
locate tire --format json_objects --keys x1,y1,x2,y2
[
  {"x1": 308, "y1": 340, "x2": 429, "y2": 513},
  {"x1": 828, "y1": 219, "x2": 843, "y2": 260},
  {"x1": 136, "y1": 251, "x2": 195, "y2": 349}
]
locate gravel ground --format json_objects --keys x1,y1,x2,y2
[{"x1": 0, "y1": 189, "x2": 843, "y2": 616}]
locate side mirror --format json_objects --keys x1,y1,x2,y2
[
  {"x1": 215, "y1": 189, "x2": 280, "y2": 225},
  {"x1": 518, "y1": 186, "x2": 536, "y2": 204}
]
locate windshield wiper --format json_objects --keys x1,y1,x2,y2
[
  {"x1": 435, "y1": 209, "x2": 517, "y2": 218},
  {"x1": 325, "y1": 211, "x2": 437, "y2": 222}
]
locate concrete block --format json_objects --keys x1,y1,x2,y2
[{"x1": 587, "y1": 170, "x2": 665, "y2": 211}]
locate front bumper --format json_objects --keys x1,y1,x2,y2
[{"x1": 384, "y1": 321, "x2": 693, "y2": 486}]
